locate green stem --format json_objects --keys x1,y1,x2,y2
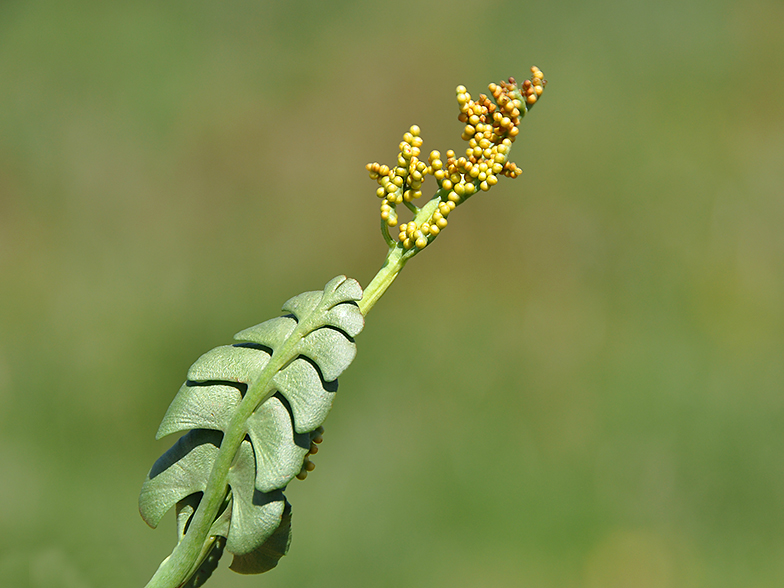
[
  {"x1": 358, "y1": 245, "x2": 406, "y2": 316},
  {"x1": 359, "y1": 190, "x2": 447, "y2": 316},
  {"x1": 146, "y1": 234, "x2": 425, "y2": 585},
  {"x1": 403, "y1": 200, "x2": 419, "y2": 215},
  {"x1": 380, "y1": 217, "x2": 395, "y2": 248}
]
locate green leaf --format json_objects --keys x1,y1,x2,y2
[
  {"x1": 224, "y1": 440, "x2": 287, "y2": 556},
  {"x1": 229, "y1": 502, "x2": 292, "y2": 574},
  {"x1": 140, "y1": 276, "x2": 363, "y2": 585},
  {"x1": 245, "y1": 395, "x2": 310, "y2": 493},
  {"x1": 140, "y1": 429, "x2": 221, "y2": 529}
]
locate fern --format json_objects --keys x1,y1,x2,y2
[{"x1": 140, "y1": 67, "x2": 546, "y2": 588}]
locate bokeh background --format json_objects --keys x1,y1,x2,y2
[{"x1": 1, "y1": 1, "x2": 783, "y2": 586}]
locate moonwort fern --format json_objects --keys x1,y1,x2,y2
[{"x1": 140, "y1": 67, "x2": 547, "y2": 588}]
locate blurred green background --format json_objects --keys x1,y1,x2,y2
[{"x1": 1, "y1": 0, "x2": 782, "y2": 586}]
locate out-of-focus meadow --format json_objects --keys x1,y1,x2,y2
[{"x1": 1, "y1": 1, "x2": 782, "y2": 586}]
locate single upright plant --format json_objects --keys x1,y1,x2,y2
[{"x1": 140, "y1": 67, "x2": 547, "y2": 588}]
